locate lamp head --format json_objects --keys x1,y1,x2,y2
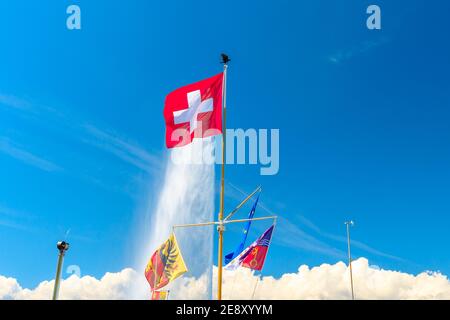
[{"x1": 56, "y1": 241, "x2": 70, "y2": 252}]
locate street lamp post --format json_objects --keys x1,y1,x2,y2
[
  {"x1": 52, "y1": 241, "x2": 70, "y2": 300},
  {"x1": 344, "y1": 221, "x2": 355, "y2": 300}
]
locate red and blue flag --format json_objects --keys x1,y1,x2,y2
[{"x1": 225, "y1": 225, "x2": 274, "y2": 271}]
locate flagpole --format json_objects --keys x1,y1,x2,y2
[{"x1": 218, "y1": 54, "x2": 229, "y2": 300}]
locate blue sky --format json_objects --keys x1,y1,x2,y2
[{"x1": 0, "y1": 0, "x2": 449, "y2": 289}]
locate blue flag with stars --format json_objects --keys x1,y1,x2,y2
[{"x1": 224, "y1": 194, "x2": 260, "y2": 264}]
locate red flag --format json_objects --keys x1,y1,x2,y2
[
  {"x1": 145, "y1": 249, "x2": 168, "y2": 290},
  {"x1": 163, "y1": 73, "x2": 223, "y2": 148},
  {"x1": 241, "y1": 225, "x2": 273, "y2": 271},
  {"x1": 225, "y1": 225, "x2": 274, "y2": 271},
  {"x1": 241, "y1": 246, "x2": 269, "y2": 271}
]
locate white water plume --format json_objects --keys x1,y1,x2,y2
[{"x1": 130, "y1": 138, "x2": 215, "y2": 299}]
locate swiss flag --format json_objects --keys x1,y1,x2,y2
[{"x1": 163, "y1": 73, "x2": 223, "y2": 148}]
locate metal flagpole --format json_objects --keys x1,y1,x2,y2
[
  {"x1": 173, "y1": 221, "x2": 219, "y2": 229},
  {"x1": 225, "y1": 216, "x2": 277, "y2": 225},
  {"x1": 173, "y1": 216, "x2": 277, "y2": 230},
  {"x1": 217, "y1": 53, "x2": 230, "y2": 300},
  {"x1": 345, "y1": 221, "x2": 355, "y2": 300}
]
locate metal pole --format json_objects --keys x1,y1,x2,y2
[
  {"x1": 224, "y1": 216, "x2": 277, "y2": 225},
  {"x1": 173, "y1": 221, "x2": 219, "y2": 229},
  {"x1": 224, "y1": 186, "x2": 261, "y2": 221},
  {"x1": 173, "y1": 216, "x2": 276, "y2": 230},
  {"x1": 217, "y1": 58, "x2": 228, "y2": 300},
  {"x1": 345, "y1": 221, "x2": 355, "y2": 300},
  {"x1": 52, "y1": 241, "x2": 69, "y2": 300}
]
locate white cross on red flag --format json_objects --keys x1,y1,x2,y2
[{"x1": 163, "y1": 73, "x2": 223, "y2": 148}]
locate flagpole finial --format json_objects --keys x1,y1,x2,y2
[{"x1": 221, "y1": 53, "x2": 230, "y2": 65}]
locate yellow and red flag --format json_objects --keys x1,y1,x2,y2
[
  {"x1": 151, "y1": 290, "x2": 169, "y2": 300},
  {"x1": 145, "y1": 233, "x2": 187, "y2": 290}
]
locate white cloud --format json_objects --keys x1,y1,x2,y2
[
  {"x1": 0, "y1": 268, "x2": 137, "y2": 300},
  {"x1": 220, "y1": 258, "x2": 450, "y2": 300},
  {"x1": 1, "y1": 258, "x2": 449, "y2": 300}
]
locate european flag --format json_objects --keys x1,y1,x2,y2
[{"x1": 224, "y1": 194, "x2": 260, "y2": 264}]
